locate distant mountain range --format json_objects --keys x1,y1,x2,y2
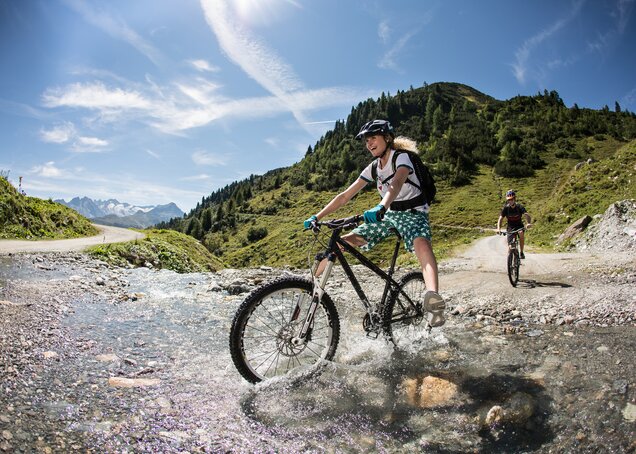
[{"x1": 55, "y1": 197, "x2": 184, "y2": 228}]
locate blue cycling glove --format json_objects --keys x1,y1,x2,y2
[
  {"x1": 303, "y1": 215, "x2": 318, "y2": 229},
  {"x1": 363, "y1": 204, "x2": 386, "y2": 223}
]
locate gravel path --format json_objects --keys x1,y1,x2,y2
[{"x1": 0, "y1": 225, "x2": 145, "y2": 253}]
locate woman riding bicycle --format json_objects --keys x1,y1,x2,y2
[
  {"x1": 496, "y1": 190, "x2": 532, "y2": 258},
  {"x1": 303, "y1": 119, "x2": 445, "y2": 327}
]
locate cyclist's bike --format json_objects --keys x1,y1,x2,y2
[
  {"x1": 499, "y1": 227, "x2": 526, "y2": 287},
  {"x1": 229, "y1": 214, "x2": 431, "y2": 383}
]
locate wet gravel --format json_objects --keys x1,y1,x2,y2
[{"x1": 0, "y1": 252, "x2": 635, "y2": 453}]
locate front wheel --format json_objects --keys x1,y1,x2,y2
[
  {"x1": 229, "y1": 277, "x2": 340, "y2": 383},
  {"x1": 382, "y1": 271, "x2": 427, "y2": 349},
  {"x1": 507, "y1": 249, "x2": 520, "y2": 287}
]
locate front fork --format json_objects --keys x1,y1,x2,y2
[{"x1": 291, "y1": 253, "x2": 335, "y2": 346}]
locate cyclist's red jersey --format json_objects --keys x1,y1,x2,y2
[{"x1": 501, "y1": 203, "x2": 526, "y2": 227}]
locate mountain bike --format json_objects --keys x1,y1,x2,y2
[
  {"x1": 499, "y1": 227, "x2": 526, "y2": 287},
  {"x1": 229, "y1": 214, "x2": 431, "y2": 384}
]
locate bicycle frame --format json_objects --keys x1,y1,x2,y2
[
  {"x1": 504, "y1": 227, "x2": 525, "y2": 251},
  {"x1": 297, "y1": 218, "x2": 420, "y2": 340}
]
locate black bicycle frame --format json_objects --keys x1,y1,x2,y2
[{"x1": 322, "y1": 226, "x2": 413, "y2": 315}]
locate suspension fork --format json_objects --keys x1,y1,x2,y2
[{"x1": 294, "y1": 246, "x2": 338, "y2": 343}]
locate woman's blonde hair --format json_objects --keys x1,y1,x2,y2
[{"x1": 393, "y1": 136, "x2": 418, "y2": 152}]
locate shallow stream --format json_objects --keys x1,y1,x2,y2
[{"x1": 2, "y1": 262, "x2": 634, "y2": 452}]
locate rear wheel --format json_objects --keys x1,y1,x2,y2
[
  {"x1": 382, "y1": 271, "x2": 427, "y2": 349},
  {"x1": 229, "y1": 277, "x2": 340, "y2": 383},
  {"x1": 507, "y1": 249, "x2": 520, "y2": 287}
]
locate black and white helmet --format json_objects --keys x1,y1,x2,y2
[{"x1": 355, "y1": 119, "x2": 395, "y2": 140}]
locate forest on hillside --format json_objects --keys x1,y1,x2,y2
[{"x1": 156, "y1": 82, "x2": 636, "y2": 263}]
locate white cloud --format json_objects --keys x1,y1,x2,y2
[
  {"x1": 180, "y1": 174, "x2": 211, "y2": 181},
  {"x1": 192, "y1": 150, "x2": 229, "y2": 166},
  {"x1": 189, "y1": 59, "x2": 221, "y2": 73},
  {"x1": 76, "y1": 136, "x2": 108, "y2": 146},
  {"x1": 145, "y1": 149, "x2": 161, "y2": 159},
  {"x1": 71, "y1": 136, "x2": 109, "y2": 153},
  {"x1": 42, "y1": 82, "x2": 150, "y2": 110},
  {"x1": 30, "y1": 161, "x2": 64, "y2": 178},
  {"x1": 378, "y1": 30, "x2": 418, "y2": 72},
  {"x1": 378, "y1": 21, "x2": 390, "y2": 44},
  {"x1": 200, "y1": 0, "x2": 322, "y2": 128},
  {"x1": 615, "y1": 0, "x2": 635, "y2": 33},
  {"x1": 40, "y1": 122, "x2": 76, "y2": 144}
]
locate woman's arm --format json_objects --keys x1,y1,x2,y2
[
  {"x1": 379, "y1": 166, "x2": 410, "y2": 209},
  {"x1": 316, "y1": 178, "x2": 368, "y2": 220}
]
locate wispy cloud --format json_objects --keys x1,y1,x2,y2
[
  {"x1": 512, "y1": 1, "x2": 584, "y2": 85},
  {"x1": 621, "y1": 86, "x2": 636, "y2": 109},
  {"x1": 41, "y1": 77, "x2": 367, "y2": 135},
  {"x1": 29, "y1": 161, "x2": 65, "y2": 178},
  {"x1": 615, "y1": 0, "x2": 635, "y2": 33},
  {"x1": 378, "y1": 30, "x2": 418, "y2": 72},
  {"x1": 199, "y1": 0, "x2": 364, "y2": 130},
  {"x1": 587, "y1": 0, "x2": 635, "y2": 55},
  {"x1": 180, "y1": 174, "x2": 211, "y2": 181},
  {"x1": 40, "y1": 122, "x2": 76, "y2": 144},
  {"x1": 73, "y1": 136, "x2": 109, "y2": 153},
  {"x1": 189, "y1": 59, "x2": 221, "y2": 73},
  {"x1": 192, "y1": 150, "x2": 229, "y2": 166},
  {"x1": 62, "y1": 0, "x2": 164, "y2": 66},
  {"x1": 43, "y1": 82, "x2": 150, "y2": 110},
  {"x1": 145, "y1": 149, "x2": 161, "y2": 160}
]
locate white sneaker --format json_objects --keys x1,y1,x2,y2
[{"x1": 424, "y1": 291, "x2": 446, "y2": 327}]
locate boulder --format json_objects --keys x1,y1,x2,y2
[{"x1": 557, "y1": 215, "x2": 592, "y2": 244}]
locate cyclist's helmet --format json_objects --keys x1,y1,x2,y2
[
  {"x1": 355, "y1": 119, "x2": 395, "y2": 140},
  {"x1": 506, "y1": 190, "x2": 516, "y2": 200}
]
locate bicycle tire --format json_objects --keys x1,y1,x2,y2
[
  {"x1": 229, "y1": 277, "x2": 340, "y2": 383},
  {"x1": 507, "y1": 249, "x2": 519, "y2": 287},
  {"x1": 382, "y1": 271, "x2": 427, "y2": 349}
]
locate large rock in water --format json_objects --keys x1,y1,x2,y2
[{"x1": 575, "y1": 200, "x2": 636, "y2": 253}]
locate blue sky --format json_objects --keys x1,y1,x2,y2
[{"x1": 1, "y1": 0, "x2": 634, "y2": 212}]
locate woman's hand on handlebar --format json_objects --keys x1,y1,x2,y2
[{"x1": 303, "y1": 215, "x2": 318, "y2": 230}]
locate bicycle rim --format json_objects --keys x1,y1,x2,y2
[
  {"x1": 230, "y1": 278, "x2": 339, "y2": 383},
  {"x1": 383, "y1": 271, "x2": 427, "y2": 350}
]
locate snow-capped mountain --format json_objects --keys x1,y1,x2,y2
[{"x1": 55, "y1": 197, "x2": 184, "y2": 228}]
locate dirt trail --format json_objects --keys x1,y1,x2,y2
[{"x1": 0, "y1": 224, "x2": 145, "y2": 253}]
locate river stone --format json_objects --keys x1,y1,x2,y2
[
  {"x1": 623, "y1": 403, "x2": 636, "y2": 422},
  {"x1": 403, "y1": 376, "x2": 458, "y2": 408},
  {"x1": 108, "y1": 377, "x2": 161, "y2": 388},
  {"x1": 95, "y1": 354, "x2": 120, "y2": 362}
]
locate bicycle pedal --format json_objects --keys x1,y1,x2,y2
[{"x1": 365, "y1": 330, "x2": 380, "y2": 339}]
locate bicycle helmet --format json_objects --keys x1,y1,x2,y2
[
  {"x1": 506, "y1": 190, "x2": 516, "y2": 200},
  {"x1": 355, "y1": 119, "x2": 395, "y2": 140}
]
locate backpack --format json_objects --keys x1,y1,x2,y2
[{"x1": 371, "y1": 149, "x2": 436, "y2": 211}]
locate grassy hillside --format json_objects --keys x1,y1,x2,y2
[
  {"x1": 86, "y1": 229, "x2": 225, "y2": 273},
  {"x1": 197, "y1": 136, "x2": 635, "y2": 268},
  {"x1": 0, "y1": 175, "x2": 98, "y2": 239}
]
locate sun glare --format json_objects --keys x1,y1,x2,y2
[{"x1": 231, "y1": 0, "x2": 299, "y2": 26}]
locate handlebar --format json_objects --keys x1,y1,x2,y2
[
  {"x1": 304, "y1": 214, "x2": 364, "y2": 233},
  {"x1": 498, "y1": 227, "x2": 526, "y2": 236}
]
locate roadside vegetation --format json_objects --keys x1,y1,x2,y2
[
  {"x1": 0, "y1": 172, "x2": 98, "y2": 240},
  {"x1": 86, "y1": 229, "x2": 225, "y2": 273}
]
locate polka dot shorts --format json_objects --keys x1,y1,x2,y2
[{"x1": 352, "y1": 210, "x2": 431, "y2": 252}]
